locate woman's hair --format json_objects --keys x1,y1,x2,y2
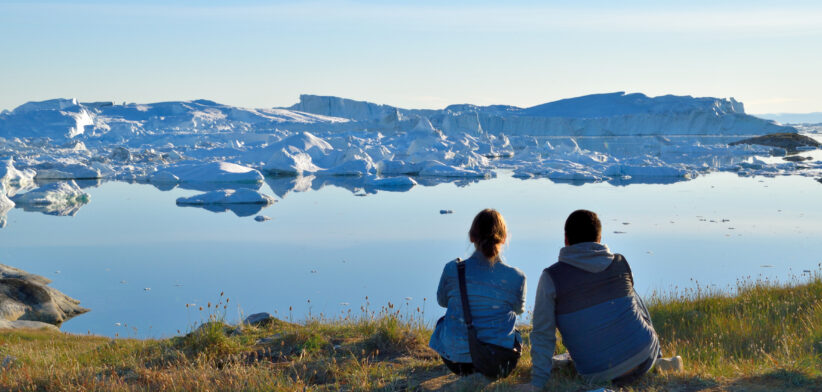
[{"x1": 469, "y1": 208, "x2": 507, "y2": 263}]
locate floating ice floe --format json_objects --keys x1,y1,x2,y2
[
  {"x1": 176, "y1": 188, "x2": 276, "y2": 217},
  {"x1": 10, "y1": 180, "x2": 90, "y2": 216},
  {"x1": 176, "y1": 188, "x2": 275, "y2": 206}
]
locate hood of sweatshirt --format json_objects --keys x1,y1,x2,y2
[{"x1": 557, "y1": 242, "x2": 615, "y2": 273}]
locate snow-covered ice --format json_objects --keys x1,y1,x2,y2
[
  {"x1": 176, "y1": 188, "x2": 276, "y2": 217},
  {"x1": 10, "y1": 180, "x2": 90, "y2": 216},
  {"x1": 0, "y1": 91, "x2": 818, "y2": 224},
  {"x1": 176, "y1": 188, "x2": 275, "y2": 206}
]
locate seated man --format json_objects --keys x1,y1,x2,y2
[{"x1": 530, "y1": 209, "x2": 681, "y2": 388}]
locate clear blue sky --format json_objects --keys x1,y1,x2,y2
[{"x1": 1, "y1": 0, "x2": 821, "y2": 113}]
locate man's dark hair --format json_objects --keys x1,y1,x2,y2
[{"x1": 564, "y1": 209, "x2": 602, "y2": 245}]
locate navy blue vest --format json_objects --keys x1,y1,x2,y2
[{"x1": 546, "y1": 254, "x2": 634, "y2": 315}]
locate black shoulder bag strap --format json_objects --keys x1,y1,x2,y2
[{"x1": 456, "y1": 259, "x2": 475, "y2": 335}]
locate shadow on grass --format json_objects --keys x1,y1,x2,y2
[{"x1": 723, "y1": 369, "x2": 822, "y2": 392}]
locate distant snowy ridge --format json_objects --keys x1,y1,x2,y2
[
  {"x1": 0, "y1": 92, "x2": 794, "y2": 143},
  {"x1": 0, "y1": 98, "x2": 349, "y2": 142},
  {"x1": 289, "y1": 92, "x2": 792, "y2": 136}
]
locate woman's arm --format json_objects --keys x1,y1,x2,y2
[
  {"x1": 514, "y1": 274, "x2": 526, "y2": 315},
  {"x1": 436, "y1": 262, "x2": 452, "y2": 308}
]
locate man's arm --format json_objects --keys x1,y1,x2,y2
[{"x1": 530, "y1": 271, "x2": 557, "y2": 388}]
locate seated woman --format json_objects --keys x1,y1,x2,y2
[{"x1": 428, "y1": 208, "x2": 526, "y2": 378}]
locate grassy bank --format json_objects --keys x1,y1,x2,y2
[{"x1": 0, "y1": 273, "x2": 819, "y2": 391}]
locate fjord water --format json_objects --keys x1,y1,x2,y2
[{"x1": 1, "y1": 172, "x2": 820, "y2": 338}]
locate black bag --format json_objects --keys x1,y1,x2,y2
[{"x1": 456, "y1": 259, "x2": 521, "y2": 379}]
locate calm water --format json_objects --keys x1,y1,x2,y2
[{"x1": 1, "y1": 172, "x2": 820, "y2": 338}]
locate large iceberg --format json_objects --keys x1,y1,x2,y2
[{"x1": 288, "y1": 92, "x2": 792, "y2": 136}]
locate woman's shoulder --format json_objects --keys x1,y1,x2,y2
[
  {"x1": 441, "y1": 258, "x2": 461, "y2": 273},
  {"x1": 497, "y1": 261, "x2": 527, "y2": 281}
]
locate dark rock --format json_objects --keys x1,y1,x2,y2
[
  {"x1": 729, "y1": 133, "x2": 821, "y2": 152},
  {"x1": 0, "y1": 264, "x2": 88, "y2": 327},
  {"x1": 243, "y1": 312, "x2": 277, "y2": 327},
  {"x1": 783, "y1": 155, "x2": 813, "y2": 162}
]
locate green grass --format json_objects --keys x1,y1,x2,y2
[{"x1": 0, "y1": 272, "x2": 819, "y2": 391}]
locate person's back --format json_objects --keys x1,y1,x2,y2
[
  {"x1": 428, "y1": 208, "x2": 526, "y2": 378},
  {"x1": 430, "y1": 252, "x2": 525, "y2": 363},
  {"x1": 530, "y1": 210, "x2": 662, "y2": 388}
]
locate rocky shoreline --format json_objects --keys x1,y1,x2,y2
[{"x1": 0, "y1": 264, "x2": 88, "y2": 331}]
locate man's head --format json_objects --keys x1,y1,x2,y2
[{"x1": 564, "y1": 209, "x2": 602, "y2": 246}]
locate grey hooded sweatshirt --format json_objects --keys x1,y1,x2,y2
[{"x1": 530, "y1": 242, "x2": 659, "y2": 388}]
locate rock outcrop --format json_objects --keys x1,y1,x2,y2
[
  {"x1": 729, "y1": 133, "x2": 821, "y2": 152},
  {"x1": 0, "y1": 264, "x2": 88, "y2": 329}
]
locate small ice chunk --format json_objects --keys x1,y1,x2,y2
[
  {"x1": 254, "y1": 215, "x2": 271, "y2": 222},
  {"x1": 440, "y1": 209, "x2": 454, "y2": 214}
]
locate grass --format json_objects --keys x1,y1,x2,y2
[{"x1": 0, "y1": 272, "x2": 819, "y2": 391}]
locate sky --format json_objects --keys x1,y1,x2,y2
[{"x1": 1, "y1": 0, "x2": 821, "y2": 114}]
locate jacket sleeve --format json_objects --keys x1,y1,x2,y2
[
  {"x1": 436, "y1": 262, "x2": 452, "y2": 308},
  {"x1": 514, "y1": 273, "x2": 526, "y2": 315},
  {"x1": 530, "y1": 270, "x2": 557, "y2": 388}
]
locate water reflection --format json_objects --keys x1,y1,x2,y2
[{"x1": 175, "y1": 202, "x2": 269, "y2": 217}]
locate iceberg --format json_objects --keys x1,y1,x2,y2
[
  {"x1": 365, "y1": 176, "x2": 418, "y2": 192},
  {"x1": 176, "y1": 188, "x2": 276, "y2": 217},
  {"x1": 33, "y1": 163, "x2": 101, "y2": 180},
  {"x1": 287, "y1": 92, "x2": 794, "y2": 137},
  {"x1": 159, "y1": 162, "x2": 264, "y2": 185},
  {"x1": 11, "y1": 181, "x2": 90, "y2": 216},
  {"x1": 0, "y1": 186, "x2": 14, "y2": 228},
  {"x1": 0, "y1": 158, "x2": 35, "y2": 196},
  {"x1": 176, "y1": 188, "x2": 276, "y2": 206}
]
